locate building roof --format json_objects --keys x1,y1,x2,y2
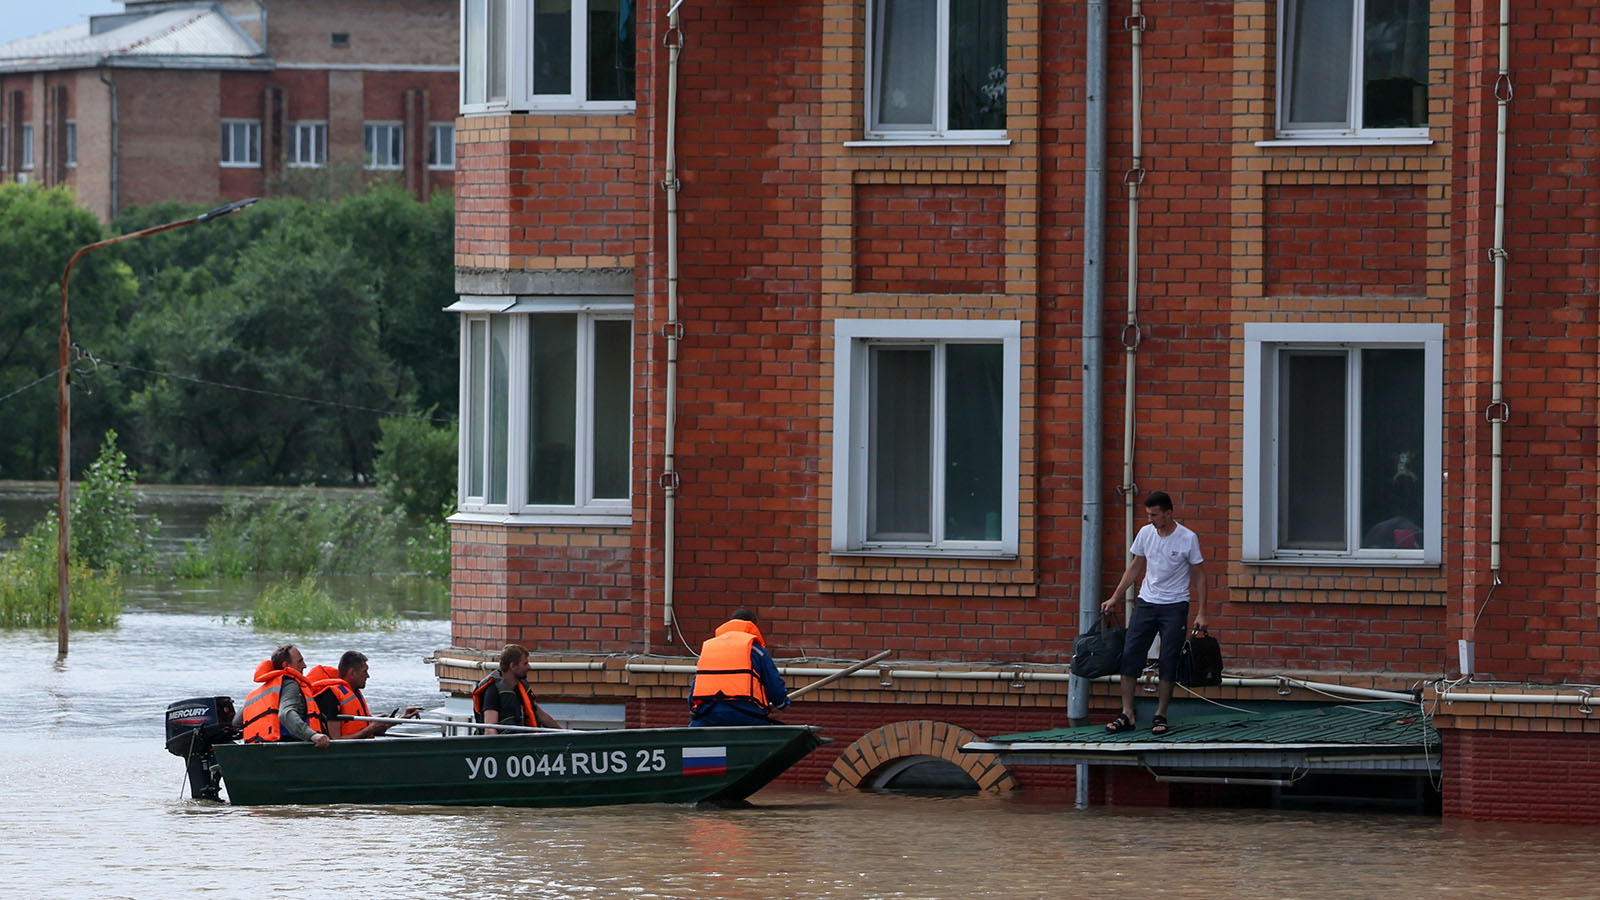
[
  {"x1": 0, "y1": 4, "x2": 268, "y2": 74},
  {"x1": 965, "y1": 701, "x2": 1440, "y2": 776}
]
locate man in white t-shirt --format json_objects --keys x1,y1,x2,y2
[{"x1": 1099, "y1": 490, "x2": 1207, "y2": 735}]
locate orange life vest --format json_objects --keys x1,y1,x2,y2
[
  {"x1": 305, "y1": 664, "x2": 371, "y2": 737},
  {"x1": 691, "y1": 619, "x2": 770, "y2": 709},
  {"x1": 241, "y1": 660, "x2": 317, "y2": 743},
  {"x1": 471, "y1": 673, "x2": 536, "y2": 728}
]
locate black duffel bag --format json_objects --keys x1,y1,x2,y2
[
  {"x1": 1176, "y1": 626, "x2": 1224, "y2": 687},
  {"x1": 1070, "y1": 616, "x2": 1126, "y2": 679}
]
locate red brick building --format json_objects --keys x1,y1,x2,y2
[
  {"x1": 441, "y1": 1, "x2": 1599, "y2": 822},
  {"x1": 0, "y1": 0, "x2": 458, "y2": 220}
]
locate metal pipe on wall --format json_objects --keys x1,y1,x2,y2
[
  {"x1": 97, "y1": 68, "x2": 117, "y2": 218},
  {"x1": 1120, "y1": 2, "x2": 1145, "y2": 611},
  {"x1": 659, "y1": 1, "x2": 685, "y2": 645}
]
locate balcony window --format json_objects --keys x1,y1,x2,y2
[{"x1": 461, "y1": 0, "x2": 636, "y2": 112}]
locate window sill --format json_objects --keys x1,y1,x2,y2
[
  {"x1": 844, "y1": 138, "x2": 1012, "y2": 148},
  {"x1": 287, "y1": 162, "x2": 324, "y2": 169},
  {"x1": 427, "y1": 165, "x2": 454, "y2": 171},
  {"x1": 461, "y1": 103, "x2": 636, "y2": 117},
  {"x1": 1243, "y1": 556, "x2": 1438, "y2": 569},
  {"x1": 830, "y1": 548, "x2": 1018, "y2": 561},
  {"x1": 219, "y1": 162, "x2": 261, "y2": 169},
  {"x1": 1255, "y1": 137, "x2": 1433, "y2": 148},
  {"x1": 364, "y1": 165, "x2": 403, "y2": 172},
  {"x1": 450, "y1": 510, "x2": 631, "y2": 528}
]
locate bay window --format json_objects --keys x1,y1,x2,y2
[{"x1": 461, "y1": 0, "x2": 636, "y2": 112}]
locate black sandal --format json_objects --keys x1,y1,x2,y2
[
  {"x1": 1151, "y1": 714, "x2": 1170, "y2": 736},
  {"x1": 1105, "y1": 712, "x2": 1136, "y2": 733}
]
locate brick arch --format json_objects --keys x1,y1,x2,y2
[{"x1": 823, "y1": 719, "x2": 1016, "y2": 793}]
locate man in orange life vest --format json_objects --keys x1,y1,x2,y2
[
  {"x1": 472, "y1": 644, "x2": 561, "y2": 734},
  {"x1": 241, "y1": 644, "x2": 330, "y2": 749},
  {"x1": 688, "y1": 608, "x2": 790, "y2": 727},
  {"x1": 306, "y1": 650, "x2": 422, "y2": 740}
]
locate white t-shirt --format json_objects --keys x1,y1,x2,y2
[{"x1": 1130, "y1": 522, "x2": 1204, "y2": 604}]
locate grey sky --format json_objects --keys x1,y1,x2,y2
[{"x1": 0, "y1": 2, "x2": 124, "y2": 47}]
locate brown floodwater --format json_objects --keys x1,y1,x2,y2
[{"x1": 5, "y1": 487, "x2": 1600, "y2": 898}]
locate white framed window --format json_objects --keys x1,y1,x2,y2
[
  {"x1": 460, "y1": 0, "x2": 636, "y2": 113},
  {"x1": 427, "y1": 123, "x2": 455, "y2": 169},
  {"x1": 865, "y1": 0, "x2": 1007, "y2": 141},
  {"x1": 363, "y1": 122, "x2": 403, "y2": 169},
  {"x1": 220, "y1": 120, "x2": 261, "y2": 167},
  {"x1": 456, "y1": 299, "x2": 633, "y2": 520},
  {"x1": 289, "y1": 122, "x2": 327, "y2": 167},
  {"x1": 66, "y1": 121, "x2": 76, "y2": 168},
  {"x1": 21, "y1": 122, "x2": 35, "y2": 170},
  {"x1": 1276, "y1": 0, "x2": 1430, "y2": 140},
  {"x1": 831, "y1": 319, "x2": 1020, "y2": 556},
  {"x1": 1243, "y1": 322, "x2": 1442, "y2": 565}
]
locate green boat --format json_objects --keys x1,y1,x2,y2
[{"x1": 167, "y1": 697, "x2": 826, "y2": 807}]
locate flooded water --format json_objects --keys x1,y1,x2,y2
[{"x1": 5, "y1": 486, "x2": 1600, "y2": 897}]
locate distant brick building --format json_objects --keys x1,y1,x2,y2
[
  {"x1": 0, "y1": 0, "x2": 458, "y2": 220},
  {"x1": 439, "y1": 1, "x2": 1598, "y2": 823}
]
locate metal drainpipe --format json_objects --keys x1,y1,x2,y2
[
  {"x1": 1070, "y1": 0, "x2": 1108, "y2": 810},
  {"x1": 97, "y1": 68, "x2": 117, "y2": 218},
  {"x1": 1120, "y1": 3, "x2": 1145, "y2": 616},
  {"x1": 1467, "y1": 0, "x2": 1511, "y2": 677},
  {"x1": 660, "y1": 1, "x2": 685, "y2": 646}
]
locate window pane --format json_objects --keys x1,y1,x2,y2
[
  {"x1": 534, "y1": 0, "x2": 573, "y2": 95},
  {"x1": 869, "y1": 346, "x2": 932, "y2": 540},
  {"x1": 488, "y1": 316, "x2": 511, "y2": 504},
  {"x1": 1285, "y1": 0, "x2": 1353, "y2": 128},
  {"x1": 591, "y1": 320, "x2": 631, "y2": 500},
  {"x1": 468, "y1": 319, "x2": 487, "y2": 498},
  {"x1": 587, "y1": 0, "x2": 635, "y2": 101},
  {"x1": 948, "y1": 0, "x2": 1006, "y2": 131},
  {"x1": 873, "y1": 0, "x2": 936, "y2": 128},
  {"x1": 489, "y1": 0, "x2": 508, "y2": 100},
  {"x1": 1359, "y1": 349, "x2": 1425, "y2": 549},
  {"x1": 1279, "y1": 352, "x2": 1346, "y2": 549},
  {"x1": 465, "y1": 0, "x2": 487, "y2": 104},
  {"x1": 1363, "y1": 0, "x2": 1429, "y2": 128},
  {"x1": 944, "y1": 344, "x2": 1003, "y2": 540},
  {"x1": 529, "y1": 314, "x2": 577, "y2": 505}
]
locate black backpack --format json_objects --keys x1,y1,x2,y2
[
  {"x1": 1070, "y1": 616, "x2": 1126, "y2": 679},
  {"x1": 1176, "y1": 627, "x2": 1224, "y2": 687}
]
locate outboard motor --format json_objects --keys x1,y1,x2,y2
[{"x1": 165, "y1": 696, "x2": 238, "y2": 801}]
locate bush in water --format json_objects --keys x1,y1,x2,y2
[
  {"x1": 246, "y1": 576, "x2": 397, "y2": 632},
  {"x1": 375, "y1": 413, "x2": 457, "y2": 520},
  {"x1": 404, "y1": 502, "x2": 453, "y2": 581},
  {"x1": 72, "y1": 430, "x2": 160, "y2": 573},
  {"x1": 0, "y1": 518, "x2": 122, "y2": 630},
  {"x1": 176, "y1": 491, "x2": 406, "y2": 578}
]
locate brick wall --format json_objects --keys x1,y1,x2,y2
[
  {"x1": 1445, "y1": 729, "x2": 1600, "y2": 823},
  {"x1": 854, "y1": 183, "x2": 1007, "y2": 294}
]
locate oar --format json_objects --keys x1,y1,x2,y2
[
  {"x1": 341, "y1": 714, "x2": 581, "y2": 735},
  {"x1": 784, "y1": 649, "x2": 893, "y2": 703}
]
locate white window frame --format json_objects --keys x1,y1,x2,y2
[
  {"x1": 363, "y1": 122, "x2": 404, "y2": 170},
  {"x1": 1243, "y1": 322, "x2": 1442, "y2": 565},
  {"x1": 21, "y1": 122, "x2": 35, "y2": 170},
  {"x1": 831, "y1": 318, "x2": 1020, "y2": 557},
  {"x1": 289, "y1": 121, "x2": 327, "y2": 167},
  {"x1": 454, "y1": 297, "x2": 634, "y2": 524},
  {"x1": 66, "y1": 121, "x2": 76, "y2": 168},
  {"x1": 219, "y1": 119, "x2": 261, "y2": 167},
  {"x1": 427, "y1": 122, "x2": 455, "y2": 170},
  {"x1": 863, "y1": 0, "x2": 1008, "y2": 143},
  {"x1": 1274, "y1": 0, "x2": 1430, "y2": 142},
  {"x1": 460, "y1": 0, "x2": 637, "y2": 115}
]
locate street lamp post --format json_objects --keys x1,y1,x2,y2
[{"x1": 56, "y1": 197, "x2": 259, "y2": 657}]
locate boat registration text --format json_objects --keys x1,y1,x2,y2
[{"x1": 465, "y1": 749, "x2": 669, "y2": 780}]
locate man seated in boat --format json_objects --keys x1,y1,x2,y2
[
  {"x1": 305, "y1": 650, "x2": 422, "y2": 740},
  {"x1": 241, "y1": 644, "x2": 330, "y2": 749},
  {"x1": 688, "y1": 608, "x2": 791, "y2": 727},
  {"x1": 472, "y1": 644, "x2": 562, "y2": 733}
]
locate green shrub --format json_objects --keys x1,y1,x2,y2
[
  {"x1": 246, "y1": 576, "x2": 397, "y2": 632},
  {"x1": 72, "y1": 429, "x2": 160, "y2": 573},
  {"x1": 180, "y1": 490, "x2": 406, "y2": 578},
  {"x1": 404, "y1": 503, "x2": 453, "y2": 580},
  {"x1": 375, "y1": 413, "x2": 458, "y2": 519},
  {"x1": 0, "y1": 517, "x2": 123, "y2": 630}
]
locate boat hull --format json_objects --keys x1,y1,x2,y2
[{"x1": 211, "y1": 725, "x2": 825, "y2": 807}]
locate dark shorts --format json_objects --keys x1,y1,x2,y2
[{"x1": 1120, "y1": 600, "x2": 1190, "y2": 681}]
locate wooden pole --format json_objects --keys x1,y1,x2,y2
[{"x1": 785, "y1": 650, "x2": 893, "y2": 702}]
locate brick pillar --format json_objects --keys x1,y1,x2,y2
[
  {"x1": 46, "y1": 85, "x2": 68, "y2": 186},
  {"x1": 2, "y1": 89, "x2": 17, "y2": 180},
  {"x1": 262, "y1": 85, "x2": 285, "y2": 187},
  {"x1": 403, "y1": 87, "x2": 425, "y2": 200}
]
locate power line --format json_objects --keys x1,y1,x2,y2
[{"x1": 0, "y1": 365, "x2": 68, "y2": 406}]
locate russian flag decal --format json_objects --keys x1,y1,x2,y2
[{"x1": 682, "y1": 746, "x2": 728, "y2": 777}]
